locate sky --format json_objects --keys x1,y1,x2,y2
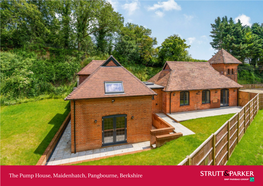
[{"x1": 107, "y1": 0, "x2": 263, "y2": 60}]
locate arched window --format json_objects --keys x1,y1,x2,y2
[
  {"x1": 228, "y1": 69, "x2": 230, "y2": 74},
  {"x1": 232, "y1": 69, "x2": 234, "y2": 74}
]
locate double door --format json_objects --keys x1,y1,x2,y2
[
  {"x1": 102, "y1": 114, "x2": 127, "y2": 145},
  {"x1": 221, "y1": 89, "x2": 229, "y2": 107}
]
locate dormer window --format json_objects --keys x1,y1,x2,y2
[{"x1": 105, "y1": 81, "x2": 124, "y2": 94}]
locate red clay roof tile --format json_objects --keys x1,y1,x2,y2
[
  {"x1": 77, "y1": 60, "x2": 105, "y2": 75},
  {"x1": 66, "y1": 57, "x2": 156, "y2": 100},
  {"x1": 208, "y1": 49, "x2": 242, "y2": 64},
  {"x1": 148, "y1": 61, "x2": 242, "y2": 91}
]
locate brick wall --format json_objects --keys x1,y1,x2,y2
[
  {"x1": 71, "y1": 96, "x2": 152, "y2": 152},
  {"x1": 78, "y1": 75, "x2": 89, "y2": 85},
  {"x1": 151, "y1": 88, "x2": 163, "y2": 113},
  {"x1": 161, "y1": 88, "x2": 238, "y2": 113},
  {"x1": 105, "y1": 60, "x2": 117, "y2": 66},
  {"x1": 162, "y1": 92, "x2": 170, "y2": 113},
  {"x1": 211, "y1": 63, "x2": 239, "y2": 82}
]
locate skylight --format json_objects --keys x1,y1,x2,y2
[{"x1": 105, "y1": 81, "x2": 124, "y2": 94}]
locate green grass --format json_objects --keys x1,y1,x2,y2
[
  {"x1": 227, "y1": 109, "x2": 263, "y2": 165},
  {"x1": 0, "y1": 99, "x2": 70, "y2": 165},
  {"x1": 75, "y1": 114, "x2": 234, "y2": 165}
]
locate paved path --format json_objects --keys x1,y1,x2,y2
[
  {"x1": 47, "y1": 121, "x2": 150, "y2": 165},
  {"x1": 167, "y1": 106, "x2": 242, "y2": 122},
  {"x1": 155, "y1": 113, "x2": 195, "y2": 136}
]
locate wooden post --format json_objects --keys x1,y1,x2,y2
[
  {"x1": 227, "y1": 121, "x2": 230, "y2": 160},
  {"x1": 237, "y1": 112, "x2": 240, "y2": 144},
  {"x1": 212, "y1": 134, "x2": 216, "y2": 165},
  {"x1": 187, "y1": 156, "x2": 192, "y2": 165},
  {"x1": 257, "y1": 94, "x2": 260, "y2": 112},
  {"x1": 244, "y1": 106, "x2": 246, "y2": 134},
  {"x1": 251, "y1": 100, "x2": 253, "y2": 125}
]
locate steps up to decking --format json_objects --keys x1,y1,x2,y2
[
  {"x1": 151, "y1": 113, "x2": 183, "y2": 148},
  {"x1": 156, "y1": 113, "x2": 195, "y2": 136}
]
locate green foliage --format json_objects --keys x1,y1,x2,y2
[
  {"x1": 113, "y1": 23, "x2": 158, "y2": 66},
  {"x1": 0, "y1": 49, "x2": 80, "y2": 104},
  {"x1": 238, "y1": 64, "x2": 263, "y2": 84},
  {"x1": 157, "y1": 34, "x2": 190, "y2": 65},
  {"x1": 210, "y1": 16, "x2": 263, "y2": 65}
]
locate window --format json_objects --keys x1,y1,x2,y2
[
  {"x1": 180, "y1": 91, "x2": 189, "y2": 106},
  {"x1": 228, "y1": 69, "x2": 230, "y2": 74},
  {"x1": 105, "y1": 81, "x2": 124, "y2": 94},
  {"x1": 232, "y1": 69, "x2": 234, "y2": 74},
  {"x1": 202, "y1": 90, "x2": 210, "y2": 104}
]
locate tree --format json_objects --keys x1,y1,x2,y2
[
  {"x1": 113, "y1": 23, "x2": 157, "y2": 65},
  {"x1": 0, "y1": 0, "x2": 49, "y2": 49},
  {"x1": 157, "y1": 34, "x2": 190, "y2": 65},
  {"x1": 93, "y1": 1, "x2": 123, "y2": 54},
  {"x1": 210, "y1": 16, "x2": 263, "y2": 65}
]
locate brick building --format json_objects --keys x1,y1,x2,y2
[
  {"x1": 65, "y1": 56, "x2": 156, "y2": 153},
  {"x1": 148, "y1": 49, "x2": 242, "y2": 114},
  {"x1": 65, "y1": 49, "x2": 242, "y2": 152}
]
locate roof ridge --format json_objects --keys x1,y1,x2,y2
[
  {"x1": 120, "y1": 66, "x2": 157, "y2": 95},
  {"x1": 101, "y1": 55, "x2": 121, "y2": 66}
]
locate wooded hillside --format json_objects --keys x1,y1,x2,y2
[{"x1": 1, "y1": 1, "x2": 262, "y2": 105}]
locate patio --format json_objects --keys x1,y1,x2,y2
[
  {"x1": 167, "y1": 106, "x2": 242, "y2": 122},
  {"x1": 47, "y1": 121, "x2": 150, "y2": 165}
]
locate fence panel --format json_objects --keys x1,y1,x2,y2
[{"x1": 178, "y1": 94, "x2": 259, "y2": 166}]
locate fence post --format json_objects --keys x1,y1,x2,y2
[
  {"x1": 257, "y1": 94, "x2": 260, "y2": 112},
  {"x1": 227, "y1": 121, "x2": 230, "y2": 160},
  {"x1": 212, "y1": 134, "x2": 216, "y2": 165},
  {"x1": 249, "y1": 101, "x2": 251, "y2": 125},
  {"x1": 244, "y1": 106, "x2": 246, "y2": 134},
  {"x1": 186, "y1": 156, "x2": 192, "y2": 165},
  {"x1": 237, "y1": 112, "x2": 240, "y2": 144}
]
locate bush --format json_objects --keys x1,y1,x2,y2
[
  {"x1": 0, "y1": 49, "x2": 80, "y2": 103},
  {"x1": 238, "y1": 64, "x2": 263, "y2": 84}
]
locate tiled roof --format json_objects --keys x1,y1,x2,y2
[
  {"x1": 77, "y1": 60, "x2": 105, "y2": 75},
  {"x1": 208, "y1": 49, "x2": 242, "y2": 64},
  {"x1": 66, "y1": 58, "x2": 156, "y2": 100},
  {"x1": 148, "y1": 61, "x2": 242, "y2": 91}
]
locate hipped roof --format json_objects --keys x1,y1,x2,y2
[
  {"x1": 77, "y1": 60, "x2": 105, "y2": 75},
  {"x1": 208, "y1": 49, "x2": 242, "y2": 64},
  {"x1": 66, "y1": 56, "x2": 156, "y2": 100},
  {"x1": 148, "y1": 61, "x2": 242, "y2": 91}
]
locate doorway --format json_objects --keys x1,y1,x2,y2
[
  {"x1": 221, "y1": 89, "x2": 229, "y2": 107},
  {"x1": 102, "y1": 114, "x2": 127, "y2": 146}
]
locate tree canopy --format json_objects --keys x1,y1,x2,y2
[{"x1": 210, "y1": 16, "x2": 263, "y2": 66}]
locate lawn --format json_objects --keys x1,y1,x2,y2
[
  {"x1": 0, "y1": 99, "x2": 70, "y2": 165},
  {"x1": 75, "y1": 113, "x2": 234, "y2": 165},
  {"x1": 227, "y1": 109, "x2": 263, "y2": 165}
]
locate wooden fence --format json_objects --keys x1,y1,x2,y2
[{"x1": 178, "y1": 93, "x2": 260, "y2": 165}]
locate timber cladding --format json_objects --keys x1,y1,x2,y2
[
  {"x1": 179, "y1": 94, "x2": 260, "y2": 165},
  {"x1": 70, "y1": 96, "x2": 152, "y2": 152}
]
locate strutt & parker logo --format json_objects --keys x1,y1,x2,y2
[{"x1": 200, "y1": 170, "x2": 255, "y2": 182}]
